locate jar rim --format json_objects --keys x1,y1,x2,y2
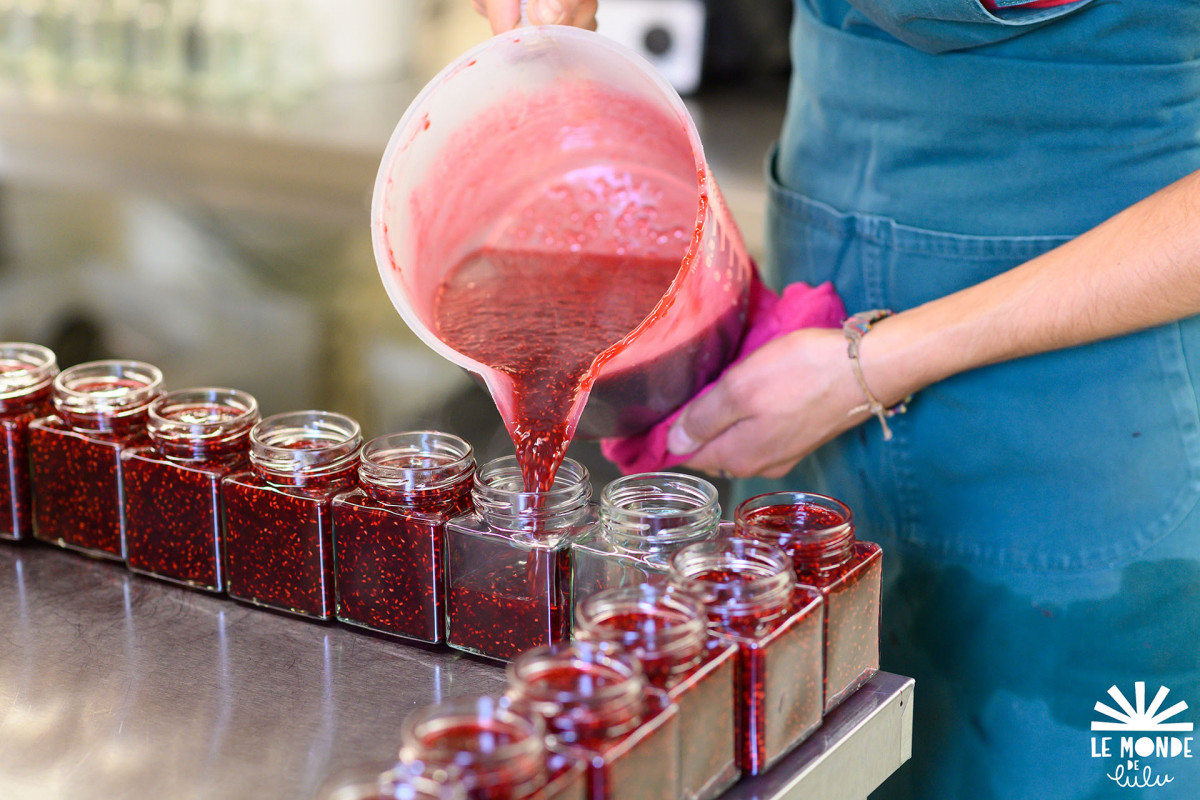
[
  {"x1": 668, "y1": 537, "x2": 797, "y2": 616},
  {"x1": 735, "y1": 491, "x2": 853, "y2": 538},
  {"x1": 399, "y1": 696, "x2": 544, "y2": 790},
  {"x1": 600, "y1": 472, "x2": 720, "y2": 546},
  {"x1": 52, "y1": 359, "x2": 163, "y2": 415},
  {"x1": 149, "y1": 388, "x2": 260, "y2": 434},
  {"x1": 574, "y1": 584, "x2": 707, "y2": 663},
  {"x1": 360, "y1": 431, "x2": 474, "y2": 491},
  {"x1": 506, "y1": 640, "x2": 644, "y2": 707},
  {"x1": 250, "y1": 410, "x2": 363, "y2": 476},
  {"x1": 0, "y1": 343, "x2": 58, "y2": 400},
  {"x1": 473, "y1": 456, "x2": 591, "y2": 530}
]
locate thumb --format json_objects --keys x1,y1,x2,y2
[
  {"x1": 527, "y1": 0, "x2": 570, "y2": 25},
  {"x1": 666, "y1": 383, "x2": 744, "y2": 456}
]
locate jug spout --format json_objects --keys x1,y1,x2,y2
[{"x1": 372, "y1": 26, "x2": 754, "y2": 450}]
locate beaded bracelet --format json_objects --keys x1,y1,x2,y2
[{"x1": 842, "y1": 310, "x2": 911, "y2": 441}]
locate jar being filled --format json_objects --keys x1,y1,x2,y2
[{"x1": 443, "y1": 455, "x2": 597, "y2": 661}]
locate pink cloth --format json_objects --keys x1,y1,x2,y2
[{"x1": 600, "y1": 279, "x2": 847, "y2": 475}]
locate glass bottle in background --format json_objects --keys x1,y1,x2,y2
[
  {"x1": 66, "y1": 0, "x2": 120, "y2": 96},
  {"x1": 571, "y1": 472, "x2": 719, "y2": 613},
  {"x1": 444, "y1": 456, "x2": 596, "y2": 661},
  {"x1": 0, "y1": 343, "x2": 58, "y2": 543},
  {"x1": 131, "y1": 0, "x2": 182, "y2": 102},
  {"x1": 122, "y1": 387, "x2": 258, "y2": 592},
  {"x1": 669, "y1": 538, "x2": 824, "y2": 776},
  {"x1": 28, "y1": 359, "x2": 163, "y2": 559},
  {"x1": 399, "y1": 695, "x2": 586, "y2": 800},
  {"x1": 504, "y1": 641, "x2": 680, "y2": 800},
  {"x1": 333, "y1": 431, "x2": 474, "y2": 643},
  {"x1": 735, "y1": 491, "x2": 881, "y2": 713},
  {"x1": 222, "y1": 410, "x2": 362, "y2": 619},
  {"x1": 574, "y1": 583, "x2": 739, "y2": 800}
]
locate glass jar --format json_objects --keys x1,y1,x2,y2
[
  {"x1": 444, "y1": 456, "x2": 597, "y2": 661},
  {"x1": 222, "y1": 410, "x2": 362, "y2": 619},
  {"x1": 318, "y1": 762, "x2": 466, "y2": 800},
  {"x1": 735, "y1": 491, "x2": 881, "y2": 712},
  {"x1": 574, "y1": 584, "x2": 739, "y2": 800},
  {"x1": 399, "y1": 695, "x2": 586, "y2": 800},
  {"x1": 121, "y1": 388, "x2": 259, "y2": 592},
  {"x1": 0, "y1": 343, "x2": 57, "y2": 542},
  {"x1": 332, "y1": 431, "x2": 475, "y2": 643},
  {"x1": 504, "y1": 641, "x2": 679, "y2": 800},
  {"x1": 29, "y1": 359, "x2": 163, "y2": 559},
  {"x1": 571, "y1": 472, "x2": 720, "y2": 613},
  {"x1": 669, "y1": 538, "x2": 824, "y2": 775}
]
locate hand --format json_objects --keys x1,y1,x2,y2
[
  {"x1": 472, "y1": 0, "x2": 599, "y2": 34},
  {"x1": 666, "y1": 327, "x2": 871, "y2": 479}
]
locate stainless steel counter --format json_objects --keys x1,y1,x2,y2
[{"x1": 0, "y1": 545, "x2": 912, "y2": 800}]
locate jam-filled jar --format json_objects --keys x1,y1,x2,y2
[
  {"x1": 333, "y1": 431, "x2": 475, "y2": 643},
  {"x1": 399, "y1": 695, "x2": 585, "y2": 800},
  {"x1": 122, "y1": 388, "x2": 259, "y2": 592},
  {"x1": 504, "y1": 641, "x2": 680, "y2": 800},
  {"x1": 29, "y1": 359, "x2": 163, "y2": 559},
  {"x1": 444, "y1": 456, "x2": 597, "y2": 661},
  {"x1": 222, "y1": 410, "x2": 362, "y2": 619},
  {"x1": 318, "y1": 762, "x2": 466, "y2": 800},
  {"x1": 574, "y1": 584, "x2": 739, "y2": 800},
  {"x1": 735, "y1": 491, "x2": 881, "y2": 712},
  {"x1": 0, "y1": 343, "x2": 57, "y2": 542},
  {"x1": 669, "y1": 538, "x2": 824, "y2": 775},
  {"x1": 570, "y1": 472, "x2": 720, "y2": 612}
]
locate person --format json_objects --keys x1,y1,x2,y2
[{"x1": 479, "y1": 1, "x2": 1200, "y2": 797}]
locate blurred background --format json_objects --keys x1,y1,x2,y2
[{"x1": 0, "y1": 0, "x2": 791, "y2": 486}]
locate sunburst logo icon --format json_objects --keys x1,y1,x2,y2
[{"x1": 1092, "y1": 683, "x2": 1194, "y2": 732}]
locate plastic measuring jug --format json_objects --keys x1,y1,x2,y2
[{"x1": 371, "y1": 26, "x2": 754, "y2": 439}]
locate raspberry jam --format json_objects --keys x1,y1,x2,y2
[
  {"x1": 319, "y1": 763, "x2": 466, "y2": 800},
  {"x1": 574, "y1": 584, "x2": 739, "y2": 800},
  {"x1": 332, "y1": 431, "x2": 475, "y2": 643},
  {"x1": 0, "y1": 343, "x2": 57, "y2": 543},
  {"x1": 735, "y1": 491, "x2": 882, "y2": 712},
  {"x1": 571, "y1": 472, "x2": 720, "y2": 614},
  {"x1": 432, "y1": 249, "x2": 682, "y2": 493},
  {"x1": 505, "y1": 641, "x2": 680, "y2": 800},
  {"x1": 122, "y1": 388, "x2": 259, "y2": 592},
  {"x1": 29, "y1": 359, "x2": 163, "y2": 560},
  {"x1": 444, "y1": 456, "x2": 596, "y2": 661},
  {"x1": 669, "y1": 538, "x2": 824, "y2": 775},
  {"x1": 399, "y1": 695, "x2": 585, "y2": 800},
  {"x1": 222, "y1": 410, "x2": 362, "y2": 619}
]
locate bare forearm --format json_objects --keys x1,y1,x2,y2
[{"x1": 861, "y1": 168, "x2": 1200, "y2": 403}]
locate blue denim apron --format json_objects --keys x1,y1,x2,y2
[{"x1": 744, "y1": 2, "x2": 1200, "y2": 797}]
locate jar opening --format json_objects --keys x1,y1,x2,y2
[
  {"x1": 251, "y1": 410, "x2": 362, "y2": 483},
  {"x1": 734, "y1": 491, "x2": 855, "y2": 573},
  {"x1": 505, "y1": 642, "x2": 645, "y2": 744},
  {"x1": 668, "y1": 538, "x2": 796, "y2": 631},
  {"x1": 0, "y1": 343, "x2": 58, "y2": 402},
  {"x1": 52, "y1": 360, "x2": 163, "y2": 431},
  {"x1": 399, "y1": 696, "x2": 544, "y2": 797},
  {"x1": 575, "y1": 585, "x2": 707, "y2": 681},
  {"x1": 149, "y1": 388, "x2": 259, "y2": 461},
  {"x1": 473, "y1": 455, "x2": 591, "y2": 533},
  {"x1": 360, "y1": 432, "x2": 475, "y2": 499},
  {"x1": 600, "y1": 472, "x2": 719, "y2": 549}
]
